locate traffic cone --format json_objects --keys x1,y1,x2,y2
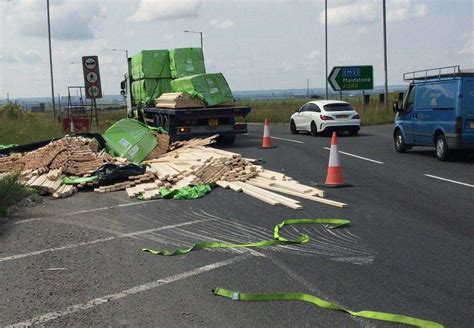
[
  {"x1": 259, "y1": 118, "x2": 275, "y2": 149},
  {"x1": 322, "y1": 132, "x2": 352, "y2": 187}
]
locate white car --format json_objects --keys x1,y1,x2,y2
[{"x1": 290, "y1": 100, "x2": 361, "y2": 136}]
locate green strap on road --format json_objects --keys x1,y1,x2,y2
[
  {"x1": 213, "y1": 288, "x2": 443, "y2": 328},
  {"x1": 142, "y1": 218, "x2": 443, "y2": 327},
  {"x1": 142, "y1": 218, "x2": 350, "y2": 256}
]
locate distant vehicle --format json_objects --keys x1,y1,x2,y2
[
  {"x1": 290, "y1": 100, "x2": 360, "y2": 136},
  {"x1": 392, "y1": 66, "x2": 474, "y2": 161}
]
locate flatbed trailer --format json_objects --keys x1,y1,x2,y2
[{"x1": 141, "y1": 106, "x2": 251, "y2": 144}]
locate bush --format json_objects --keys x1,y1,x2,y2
[{"x1": 0, "y1": 173, "x2": 31, "y2": 217}]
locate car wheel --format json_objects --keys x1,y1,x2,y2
[
  {"x1": 310, "y1": 121, "x2": 318, "y2": 137},
  {"x1": 394, "y1": 129, "x2": 407, "y2": 153},
  {"x1": 349, "y1": 129, "x2": 359, "y2": 136},
  {"x1": 290, "y1": 120, "x2": 298, "y2": 134},
  {"x1": 435, "y1": 134, "x2": 449, "y2": 161}
]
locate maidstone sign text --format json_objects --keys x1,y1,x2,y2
[{"x1": 328, "y1": 66, "x2": 373, "y2": 91}]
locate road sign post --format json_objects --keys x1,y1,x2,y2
[
  {"x1": 82, "y1": 56, "x2": 102, "y2": 126},
  {"x1": 328, "y1": 66, "x2": 373, "y2": 92}
]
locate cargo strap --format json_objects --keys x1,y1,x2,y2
[
  {"x1": 213, "y1": 288, "x2": 443, "y2": 328},
  {"x1": 142, "y1": 218, "x2": 350, "y2": 256},
  {"x1": 142, "y1": 218, "x2": 443, "y2": 327}
]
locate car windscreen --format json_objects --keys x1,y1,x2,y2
[{"x1": 323, "y1": 104, "x2": 354, "y2": 112}]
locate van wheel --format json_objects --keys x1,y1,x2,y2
[
  {"x1": 310, "y1": 121, "x2": 318, "y2": 137},
  {"x1": 435, "y1": 134, "x2": 450, "y2": 161},
  {"x1": 290, "y1": 120, "x2": 298, "y2": 134},
  {"x1": 394, "y1": 129, "x2": 407, "y2": 153}
]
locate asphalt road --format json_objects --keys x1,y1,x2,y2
[{"x1": 1, "y1": 124, "x2": 473, "y2": 327}]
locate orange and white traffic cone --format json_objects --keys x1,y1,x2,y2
[
  {"x1": 259, "y1": 118, "x2": 275, "y2": 149},
  {"x1": 322, "y1": 132, "x2": 352, "y2": 187}
]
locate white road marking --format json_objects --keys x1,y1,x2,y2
[
  {"x1": 323, "y1": 147, "x2": 384, "y2": 164},
  {"x1": 271, "y1": 136, "x2": 304, "y2": 144},
  {"x1": 14, "y1": 218, "x2": 43, "y2": 225},
  {"x1": 65, "y1": 200, "x2": 162, "y2": 216},
  {"x1": 6, "y1": 255, "x2": 249, "y2": 327},
  {"x1": 424, "y1": 174, "x2": 474, "y2": 188},
  {"x1": 0, "y1": 219, "x2": 210, "y2": 263}
]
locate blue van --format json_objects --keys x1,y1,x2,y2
[{"x1": 393, "y1": 66, "x2": 474, "y2": 161}]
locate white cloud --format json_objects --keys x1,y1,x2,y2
[
  {"x1": 210, "y1": 19, "x2": 235, "y2": 29},
  {"x1": 128, "y1": 0, "x2": 202, "y2": 22},
  {"x1": 305, "y1": 50, "x2": 320, "y2": 60},
  {"x1": 3, "y1": 0, "x2": 105, "y2": 40},
  {"x1": 459, "y1": 38, "x2": 474, "y2": 55},
  {"x1": 319, "y1": 0, "x2": 428, "y2": 26}
]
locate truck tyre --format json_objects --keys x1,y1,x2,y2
[
  {"x1": 217, "y1": 134, "x2": 236, "y2": 145},
  {"x1": 394, "y1": 129, "x2": 407, "y2": 153},
  {"x1": 435, "y1": 134, "x2": 450, "y2": 161},
  {"x1": 290, "y1": 120, "x2": 298, "y2": 134}
]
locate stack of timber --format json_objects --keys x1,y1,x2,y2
[
  {"x1": 114, "y1": 136, "x2": 347, "y2": 208},
  {"x1": 0, "y1": 136, "x2": 120, "y2": 198},
  {"x1": 155, "y1": 92, "x2": 204, "y2": 109}
]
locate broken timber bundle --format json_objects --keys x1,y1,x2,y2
[
  {"x1": 155, "y1": 92, "x2": 204, "y2": 109},
  {"x1": 125, "y1": 142, "x2": 347, "y2": 208}
]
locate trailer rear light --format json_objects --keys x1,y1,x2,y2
[
  {"x1": 178, "y1": 127, "x2": 191, "y2": 134},
  {"x1": 352, "y1": 114, "x2": 360, "y2": 119},
  {"x1": 455, "y1": 117, "x2": 462, "y2": 135},
  {"x1": 320, "y1": 115, "x2": 334, "y2": 120},
  {"x1": 233, "y1": 124, "x2": 246, "y2": 130}
]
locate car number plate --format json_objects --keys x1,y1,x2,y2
[
  {"x1": 337, "y1": 115, "x2": 349, "y2": 119},
  {"x1": 209, "y1": 119, "x2": 219, "y2": 127},
  {"x1": 470, "y1": 122, "x2": 474, "y2": 129}
]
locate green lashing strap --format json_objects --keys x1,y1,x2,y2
[
  {"x1": 213, "y1": 288, "x2": 443, "y2": 328},
  {"x1": 142, "y1": 218, "x2": 350, "y2": 256}
]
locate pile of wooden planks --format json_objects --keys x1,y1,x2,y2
[
  {"x1": 155, "y1": 92, "x2": 204, "y2": 109},
  {"x1": 1, "y1": 136, "x2": 119, "y2": 198},
  {"x1": 115, "y1": 138, "x2": 347, "y2": 208}
]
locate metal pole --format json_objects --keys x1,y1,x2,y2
[
  {"x1": 200, "y1": 32, "x2": 203, "y2": 50},
  {"x1": 382, "y1": 0, "x2": 388, "y2": 111},
  {"x1": 325, "y1": 0, "x2": 328, "y2": 100},
  {"x1": 46, "y1": 0, "x2": 56, "y2": 118}
]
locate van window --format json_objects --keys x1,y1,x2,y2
[
  {"x1": 405, "y1": 85, "x2": 416, "y2": 111},
  {"x1": 415, "y1": 81, "x2": 457, "y2": 110}
]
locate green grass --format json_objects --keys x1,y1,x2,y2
[
  {"x1": 0, "y1": 174, "x2": 32, "y2": 217},
  {"x1": 237, "y1": 93, "x2": 398, "y2": 126},
  {"x1": 0, "y1": 104, "x2": 125, "y2": 145}
]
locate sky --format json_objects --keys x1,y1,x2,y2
[{"x1": 0, "y1": 0, "x2": 473, "y2": 99}]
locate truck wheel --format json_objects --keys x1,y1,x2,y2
[
  {"x1": 435, "y1": 134, "x2": 450, "y2": 161},
  {"x1": 217, "y1": 134, "x2": 236, "y2": 145},
  {"x1": 394, "y1": 129, "x2": 407, "y2": 153}
]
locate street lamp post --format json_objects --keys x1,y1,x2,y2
[
  {"x1": 184, "y1": 30, "x2": 203, "y2": 50},
  {"x1": 46, "y1": 0, "x2": 56, "y2": 118},
  {"x1": 382, "y1": 0, "x2": 389, "y2": 111},
  {"x1": 112, "y1": 48, "x2": 131, "y2": 116},
  {"x1": 325, "y1": 0, "x2": 328, "y2": 100}
]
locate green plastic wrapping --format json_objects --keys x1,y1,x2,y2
[
  {"x1": 63, "y1": 176, "x2": 97, "y2": 185},
  {"x1": 169, "y1": 48, "x2": 206, "y2": 78},
  {"x1": 159, "y1": 184, "x2": 212, "y2": 200},
  {"x1": 103, "y1": 119, "x2": 158, "y2": 163},
  {"x1": 0, "y1": 144, "x2": 17, "y2": 150},
  {"x1": 131, "y1": 78, "x2": 172, "y2": 106},
  {"x1": 170, "y1": 73, "x2": 234, "y2": 107},
  {"x1": 131, "y1": 50, "x2": 171, "y2": 80}
]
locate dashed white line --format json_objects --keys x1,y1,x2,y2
[
  {"x1": 271, "y1": 136, "x2": 304, "y2": 144},
  {"x1": 323, "y1": 147, "x2": 384, "y2": 164},
  {"x1": 0, "y1": 219, "x2": 210, "y2": 263},
  {"x1": 6, "y1": 255, "x2": 249, "y2": 327},
  {"x1": 424, "y1": 174, "x2": 474, "y2": 188},
  {"x1": 64, "y1": 200, "x2": 162, "y2": 216}
]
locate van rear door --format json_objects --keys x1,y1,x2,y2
[{"x1": 462, "y1": 78, "x2": 474, "y2": 145}]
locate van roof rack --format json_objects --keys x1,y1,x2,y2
[{"x1": 403, "y1": 65, "x2": 462, "y2": 82}]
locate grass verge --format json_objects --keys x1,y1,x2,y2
[{"x1": 0, "y1": 173, "x2": 32, "y2": 218}]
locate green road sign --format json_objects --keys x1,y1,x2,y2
[{"x1": 328, "y1": 66, "x2": 373, "y2": 91}]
